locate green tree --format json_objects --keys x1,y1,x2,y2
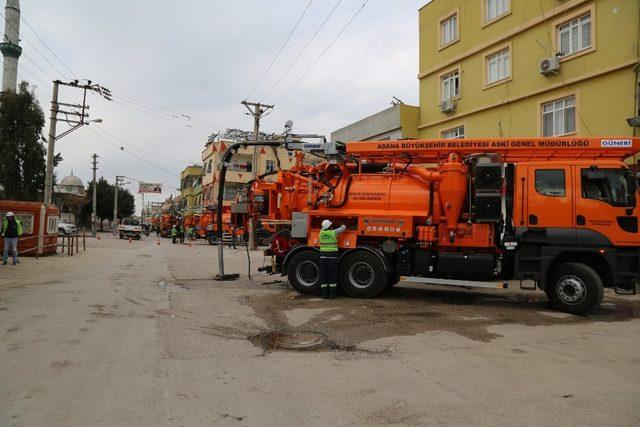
[
  {"x1": 80, "y1": 177, "x2": 135, "y2": 229},
  {"x1": 0, "y1": 81, "x2": 48, "y2": 200}
]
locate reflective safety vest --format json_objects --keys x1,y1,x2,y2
[{"x1": 319, "y1": 229, "x2": 338, "y2": 252}]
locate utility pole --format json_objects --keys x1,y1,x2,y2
[
  {"x1": 43, "y1": 79, "x2": 111, "y2": 205},
  {"x1": 113, "y1": 175, "x2": 124, "y2": 235},
  {"x1": 43, "y1": 80, "x2": 59, "y2": 206},
  {"x1": 241, "y1": 100, "x2": 273, "y2": 250},
  {"x1": 91, "y1": 154, "x2": 98, "y2": 237}
]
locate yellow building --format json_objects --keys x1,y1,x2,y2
[
  {"x1": 418, "y1": 0, "x2": 639, "y2": 155},
  {"x1": 180, "y1": 165, "x2": 203, "y2": 211},
  {"x1": 201, "y1": 139, "x2": 292, "y2": 207}
]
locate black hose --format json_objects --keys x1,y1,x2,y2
[
  {"x1": 327, "y1": 175, "x2": 352, "y2": 209},
  {"x1": 216, "y1": 141, "x2": 282, "y2": 275}
]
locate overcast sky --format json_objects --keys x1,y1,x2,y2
[{"x1": 15, "y1": 0, "x2": 426, "y2": 213}]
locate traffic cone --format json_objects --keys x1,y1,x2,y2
[
  {"x1": 128, "y1": 238, "x2": 132, "y2": 244},
  {"x1": 157, "y1": 239, "x2": 160, "y2": 246},
  {"x1": 97, "y1": 235, "x2": 101, "y2": 240},
  {"x1": 188, "y1": 241, "x2": 192, "y2": 248}
]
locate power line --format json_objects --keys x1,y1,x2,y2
[
  {"x1": 275, "y1": 0, "x2": 369, "y2": 104},
  {"x1": 260, "y1": 0, "x2": 343, "y2": 102},
  {"x1": 88, "y1": 127, "x2": 181, "y2": 178},
  {"x1": 109, "y1": 97, "x2": 215, "y2": 134},
  {"x1": 97, "y1": 125, "x2": 198, "y2": 165},
  {"x1": 245, "y1": 0, "x2": 314, "y2": 100},
  {"x1": 110, "y1": 89, "x2": 231, "y2": 130},
  {"x1": 19, "y1": 14, "x2": 78, "y2": 79}
]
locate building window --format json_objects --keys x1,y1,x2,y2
[
  {"x1": 542, "y1": 96, "x2": 575, "y2": 137},
  {"x1": 223, "y1": 184, "x2": 239, "y2": 201},
  {"x1": 486, "y1": 48, "x2": 510, "y2": 85},
  {"x1": 485, "y1": 0, "x2": 509, "y2": 23},
  {"x1": 207, "y1": 160, "x2": 212, "y2": 173},
  {"x1": 441, "y1": 70, "x2": 460, "y2": 101},
  {"x1": 535, "y1": 169, "x2": 566, "y2": 197},
  {"x1": 440, "y1": 13, "x2": 458, "y2": 47},
  {"x1": 442, "y1": 126, "x2": 465, "y2": 139},
  {"x1": 265, "y1": 160, "x2": 275, "y2": 173},
  {"x1": 558, "y1": 12, "x2": 591, "y2": 57}
]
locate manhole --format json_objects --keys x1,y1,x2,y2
[{"x1": 249, "y1": 331, "x2": 326, "y2": 351}]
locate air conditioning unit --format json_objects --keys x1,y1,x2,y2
[
  {"x1": 440, "y1": 98, "x2": 457, "y2": 114},
  {"x1": 540, "y1": 56, "x2": 560, "y2": 76}
]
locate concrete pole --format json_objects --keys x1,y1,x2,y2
[
  {"x1": 248, "y1": 104, "x2": 261, "y2": 250},
  {"x1": 43, "y1": 80, "x2": 59, "y2": 206},
  {"x1": 113, "y1": 176, "x2": 120, "y2": 235},
  {"x1": 37, "y1": 203, "x2": 45, "y2": 256},
  {"x1": 91, "y1": 154, "x2": 97, "y2": 237}
]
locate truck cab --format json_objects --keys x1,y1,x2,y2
[{"x1": 512, "y1": 159, "x2": 639, "y2": 311}]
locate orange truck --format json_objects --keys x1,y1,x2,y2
[
  {"x1": 196, "y1": 206, "x2": 245, "y2": 245},
  {"x1": 251, "y1": 137, "x2": 640, "y2": 314},
  {"x1": 160, "y1": 213, "x2": 178, "y2": 238}
]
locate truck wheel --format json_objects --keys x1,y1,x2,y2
[
  {"x1": 208, "y1": 234, "x2": 218, "y2": 245},
  {"x1": 287, "y1": 250, "x2": 321, "y2": 295},
  {"x1": 546, "y1": 262, "x2": 604, "y2": 315},
  {"x1": 339, "y1": 251, "x2": 389, "y2": 298}
]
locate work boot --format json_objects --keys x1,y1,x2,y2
[
  {"x1": 329, "y1": 286, "x2": 337, "y2": 299},
  {"x1": 320, "y1": 286, "x2": 329, "y2": 299},
  {"x1": 12, "y1": 261, "x2": 16, "y2": 266}
]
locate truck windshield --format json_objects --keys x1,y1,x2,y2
[
  {"x1": 123, "y1": 219, "x2": 140, "y2": 226},
  {"x1": 581, "y1": 168, "x2": 636, "y2": 207}
]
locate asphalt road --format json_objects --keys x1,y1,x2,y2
[{"x1": 1, "y1": 234, "x2": 639, "y2": 426}]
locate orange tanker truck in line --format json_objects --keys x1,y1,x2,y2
[
  {"x1": 250, "y1": 137, "x2": 640, "y2": 315},
  {"x1": 196, "y1": 206, "x2": 245, "y2": 245}
]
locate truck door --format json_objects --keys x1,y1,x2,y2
[
  {"x1": 572, "y1": 165, "x2": 639, "y2": 246},
  {"x1": 527, "y1": 165, "x2": 574, "y2": 228}
]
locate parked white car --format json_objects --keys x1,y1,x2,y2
[{"x1": 58, "y1": 221, "x2": 77, "y2": 235}]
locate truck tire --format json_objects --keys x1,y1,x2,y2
[
  {"x1": 339, "y1": 251, "x2": 389, "y2": 298},
  {"x1": 545, "y1": 262, "x2": 604, "y2": 315},
  {"x1": 287, "y1": 250, "x2": 321, "y2": 295}
]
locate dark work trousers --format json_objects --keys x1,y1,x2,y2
[{"x1": 319, "y1": 251, "x2": 338, "y2": 299}]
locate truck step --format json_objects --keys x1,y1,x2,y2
[
  {"x1": 519, "y1": 280, "x2": 537, "y2": 291},
  {"x1": 399, "y1": 276, "x2": 508, "y2": 290},
  {"x1": 615, "y1": 285, "x2": 638, "y2": 295}
]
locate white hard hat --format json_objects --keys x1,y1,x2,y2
[
  {"x1": 321, "y1": 219, "x2": 332, "y2": 230},
  {"x1": 6, "y1": 212, "x2": 14, "y2": 217}
]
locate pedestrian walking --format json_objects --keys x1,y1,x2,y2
[
  {"x1": 229, "y1": 226, "x2": 237, "y2": 249},
  {"x1": 2, "y1": 212, "x2": 22, "y2": 265},
  {"x1": 318, "y1": 219, "x2": 345, "y2": 299}
]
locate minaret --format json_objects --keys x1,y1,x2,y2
[{"x1": 1, "y1": 0, "x2": 21, "y2": 93}]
